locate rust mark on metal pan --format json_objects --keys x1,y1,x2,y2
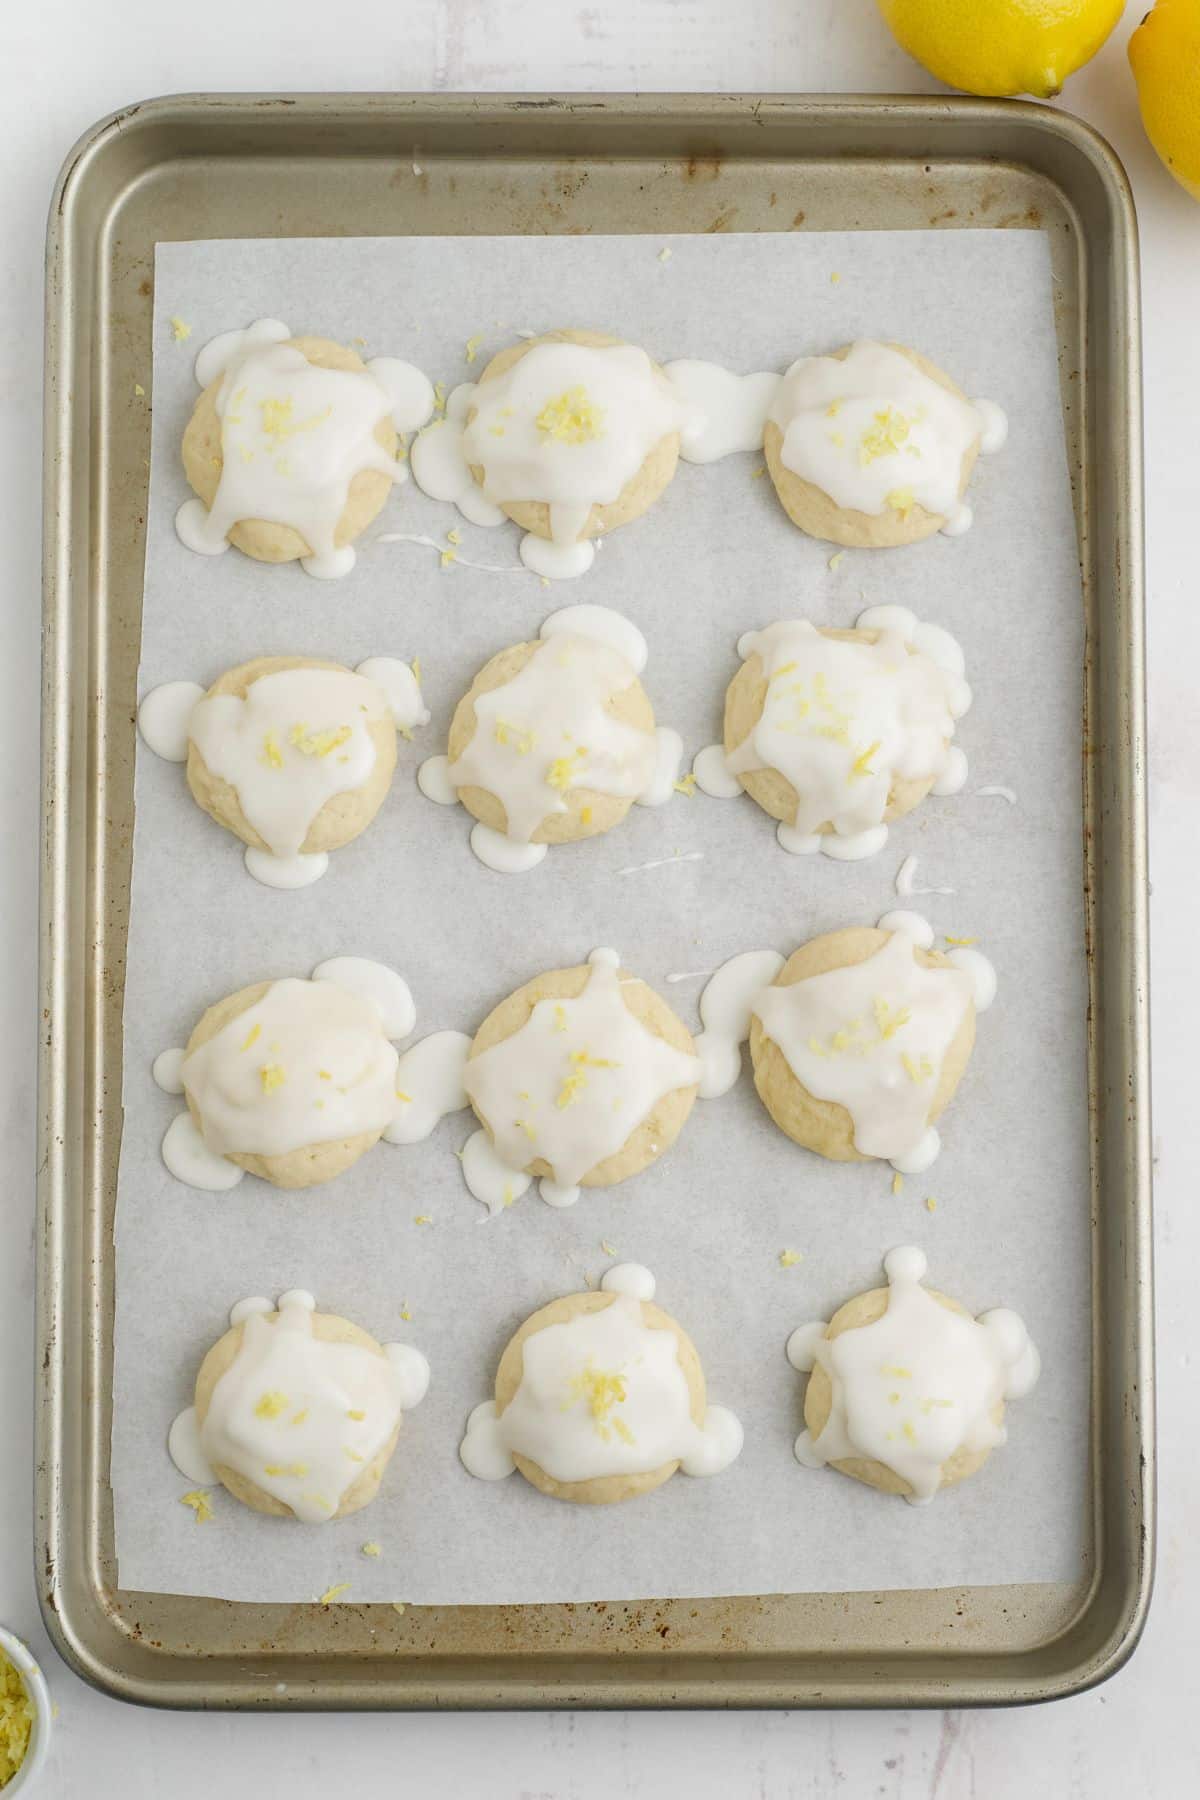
[
  {"x1": 685, "y1": 153, "x2": 722, "y2": 181},
  {"x1": 705, "y1": 208, "x2": 738, "y2": 233},
  {"x1": 791, "y1": 208, "x2": 806, "y2": 228}
]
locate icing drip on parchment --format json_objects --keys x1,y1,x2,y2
[
  {"x1": 694, "y1": 605, "x2": 970, "y2": 862},
  {"x1": 461, "y1": 948, "x2": 701, "y2": 1214},
  {"x1": 459, "y1": 1265, "x2": 743, "y2": 1486},
  {"x1": 768, "y1": 340, "x2": 1004, "y2": 536},
  {"x1": 175, "y1": 320, "x2": 435, "y2": 577},
  {"x1": 168, "y1": 1288, "x2": 429, "y2": 1522},
  {"x1": 786, "y1": 1246, "x2": 1039, "y2": 1503}
]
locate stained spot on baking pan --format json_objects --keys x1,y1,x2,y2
[
  {"x1": 139, "y1": 279, "x2": 152, "y2": 297},
  {"x1": 706, "y1": 209, "x2": 738, "y2": 233},
  {"x1": 685, "y1": 154, "x2": 722, "y2": 182},
  {"x1": 929, "y1": 208, "x2": 957, "y2": 224},
  {"x1": 791, "y1": 209, "x2": 806, "y2": 228}
]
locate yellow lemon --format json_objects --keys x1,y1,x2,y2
[
  {"x1": 877, "y1": 0, "x2": 1126, "y2": 98},
  {"x1": 1130, "y1": 1, "x2": 1200, "y2": 200}
]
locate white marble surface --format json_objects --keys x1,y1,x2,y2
[{"x1": 1, "y1": 3, "x2": 1194, "y2": 1794}]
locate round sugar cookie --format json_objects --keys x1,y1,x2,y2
[
  {"x1": 181, "y1": 335, "x2": 399, "y2": 564},
  {"x1": 748, "y1": 927, "x2": 975, "y2": 1162},
  {"x1": 466, "y1": 961, "x2": 699, "y2": 1187},
  {"x1": 763, "y1": 343, "x2": 981, "y2": 548},
  {"x1": 446, "y1": 637, "x2": 656, "y2": 844},
  {"x1": 801, "y1": 1282, "x2": 1000, "y2": 1498},
  {"x1": 494, "y1": 1289, "x2": 707, "y2": 1504},
  {"x1": 723, "y1": 626, "x2": 941, "y2": 831},
  {"x1": 183, "y1": 980, "x2": 388, "y2": 1189},
  {"x1": 467, "y1": 328, "x2": 681, "y2": 541},
  {"x1": 194, "y1": 1308, "x2": 402, "y2": 1519},
  {"x1": 186, "y1": 655, "x2": 398, "y2": 857}
]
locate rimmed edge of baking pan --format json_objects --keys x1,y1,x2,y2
[{"x1": 38, "y1": 93, "x2": 1151, "y2": 1709}]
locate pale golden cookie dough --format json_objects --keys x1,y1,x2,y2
[
  {"x1": 494, "y1": 1289, "x2": 706, "y2": 1504},
  {"x1": 186, "y1": 655, "x2": 399, "y2": 856},
  {"x1": 467, "y1": 962, "x2": 699, "y2": 1185},
  {"x1": 803, "y1": 1284, "x2": 1002, "y2": 1497},
  {"x1": 183, "y1": 980, "x2": 385, "y2": 1190},
  {"x1": 194, "y1": 1308, "x2": 401, "y2": 1518},
  {"x1": 181, "y1": 335, "x2": 399, "y2": 564},
  {"x1": 723, "y1": 627, "x2": 941, "y2": 831},
  {"x1": 763, "y1": 343, "x2": 980, "y2": 549},
  {"x1": 446, "y1": 638, "x2": 656, "y2": 844},
  {"x1": 467, "y1": 328, "x2": 681, "y2": 541},
  {"x1": 748, "y1": 926, "x2": 975, "y2": 1162}
]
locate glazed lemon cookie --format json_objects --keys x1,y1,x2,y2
[
  {"x1": 447, "y1": 947, "x2": 701, "y2": 1212},
  {"x1": 764, "y1": 340, "x2": 1007, "y2": 546},
  {"x1": 168, "y1": 1288, "x2": 429, "y2": 1521},
  {"x1": 692, "y1": 604, "x2": 971, "y2": 860},
  {"x1": 689, "y1": 912, "x2": 996, "y2": 1172},
  {"x1": 154, "y1": 957, "x2": 417, "y2": 1191},
  {"x1": 460, "y1": 1262, "x2": 742, "y2": 1502},
  {"x1": 175, "y1": 318, "x2": 435, "y2": 578},
  {"x1": 786, "y1": 1246, "x2": 1040, "y2": 1503},
  {"x1": 138, "y1": 654, "x2": 428, "y2": 888},
  {"x1": 417, "y1": 604, "x2": 682, "y2": 873},
  {"x1": 411, "y1": 328, "x2": 685, "y2": 578}
]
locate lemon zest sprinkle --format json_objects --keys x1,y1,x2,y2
[
  {"x1": 674, "y1": 773, "x2": 696, "y2": 796},
  {"x1": 886, "y1": 486, "x2": 915, "y2": 519},
  {"x1": 180, "y1": 1489, "x2": 213, "y2": 1522},
  {"x1": 170, "y1": 316, "x2": 192, "y2": 341},
  {"x1": 262, "y1": 731, "x2": 284, "y2": 769},
  {"x1": 892, "y1": 1172, "x2": 903, "y2": 1196},
  {"x1": 260, "y1": 1064, "x2": 286, "y2": 1093},
  {"x1": 944, "y1": 934, "x2": 978, "y2": 947},
  {"x1": 859, "y1": 407, "x2": 912, "y2": 465},
  {"x1": 535, "y1": 386, "x2": 606, "y2": 444},
  {"x1": 264, "y1": 1462, "x2": 308, "y2": 1478},
  {"x1": 464, "y1": 335, "x2": 484, "y2": 364},
  {"x1": 925, "y1": 1196, "x2": 938, "y2": 1213},
  {"x1": 362, "y1": 1542, "x2": 382, "y2": 1558},
  {"x1": 240, "y1": 1023, "x2": 262, "y2": 1052},
  {"x1": 347, "y1": 1409, "x2": 366, "y2": 1421},
  {"x1": 254, "y1": 1391, "x2": 288, "y2": 1419},
  {"x1": 413, "y1": 1214, "x2": 433, "y2": 1225},
  {"x1": 779, "y1": 1249, "x2": 803, "y2": 1268},
  {"x1": 318, "y1": 1583, "x2": 351, "y2": 1606},
  {"x1": 851, "y1": 741, "x2": 880, "y2": 779}
]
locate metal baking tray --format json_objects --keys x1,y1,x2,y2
[{"x1": 38, "y1": 93, "x2": 1151, "y2": 1710}]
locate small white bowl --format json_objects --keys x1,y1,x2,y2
[{"x1": 0, "y1": 1626, "x2": 52, "y2": 1796}]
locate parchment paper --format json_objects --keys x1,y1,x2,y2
[{"x1": 112, "y1": 228, "x2": 1089, "y2": 1604}]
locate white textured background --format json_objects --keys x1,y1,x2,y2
[{"x1": 2, "y1": 2, "x2": 1195, "y2": 1794}]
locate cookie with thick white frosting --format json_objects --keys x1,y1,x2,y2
[
  {"x1": 708, "y1": 606, "x2": 971, "y2": 861},
  {"x1": 763, "y1": 340, "x2": 1006, "y2": 547},
  {"x1": 459, "y1": 1263, "x2": 743, "y2": 1504},
  {"x1": 747, "y1": 913, "x2": 995, "y2": 1174},
  {"x1": 459, "y1": 947, "x2": 702, "y2": 1212},
  {"x1": 157, "y1": 960, "x2": 416, "y2": 1191},
  {"x1": 786, "y1": 1247, "x2": 1040, "y2": 1502},
  {"x1": 463, "y1": 328, "x2": 683, "y2": 544},
  {"x1": 177, "y1": 321, "x2": 434, "y2": 577},
  {"x1": 168, "y1": 1288, "x2": 429, "y2": 1521}
]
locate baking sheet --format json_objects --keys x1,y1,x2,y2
[{"x1": 112, "y1": 228, "x2": 1089, "y2": 1605}]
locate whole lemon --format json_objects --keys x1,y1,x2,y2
[
  {"x1": 1130, "y1": 1, "x2": 1200, "y2": 199},
  {"x1": 877, "y1": 0, "x2": 1126, "y2": 98}
]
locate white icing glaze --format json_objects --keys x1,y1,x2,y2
[
  {"x1": 768, "y1": 341, "x2": 1001, "y2": 533},
  {"x1": 152, "y1": 1047, "x2": 186, "y2": 1095},
  {"x1": 230, "y1": 1295, "x2": 274, "y2": 1326},
  {"x1": 726, "y1": 618, "x2": 970, "y2": 858},
  {"x1": 460, "y1": 340, "x2": 684, "y2": 544},
  {"x1": 946, "y1": 947, "x2": 998, "y2": 1013},
  {"x1": 462, "y1": 947, "x2": 701, "y2": 1194},
  {"x1": 975, "y1": 784, "x2": 1018, "y2": 804},
  {"x1": 693, "y1": 949, "x2": 786, "y2": 1098},
  {"x1": 193, "y1": 318, "x2": 290, "y2": 390},
  {"x1": 138, "y1": 681, "x2": 206, "y2": 762},
  {"x1": 416, "y1": 754, "x2": 459, "y2": 806},
  {"x1": 692, "y1": 743, "x2": 744, "y2": 800},
  {"x1": 974, "y1": 398, "x2": 1009, "y2": 454},
  {"x1": 446, "y1": 633, "x2": 658, "y2": 845},
  {"x1": 789, "y1": 1246, "x2": 1039, "y2": 1503},
  {"x1": 244, "y1": 847, "x2": 329, "y2": 890},
  {"x1": 188, "y1": 667, "x2": 392, "y2": 861},
  {"x1": 518, "y1": 534, "x2": 597, "y2": 580},
  {"x1": 895, "y1": 854, "x2": 956, "y2": 899},
  {"x1": 384, "y1": 1030, "x2": 472, "y2": 1144},
  {"x1": 469, "y1": 823, "x2": 549, "y2": 874},
  {"x1": 635, "y1": 728, "x2": 685, "y2": 807},
  {"x1": 168, "y1": 1290, "x2": 426, "y2": 1523},
  {"x1": 663, "y1": 361, "x2": 781, "y2": 463},
  {"x1": 311, "y1": 957, "x2": 415, "y2": 1040},
  {"x1": 539, "y1": 603, "x2": 648, "y2": 673},
  {"x1": 167, "y1": 1406, "x2": 214, "y2": 1484},
  {"x1": 600, "y1": 1262, "x2": 657, "y2": 1301},
  {"x1": 876, "y1": 909, "x2": 936, "y2": 948},
  {"x1": 175, "y1": 332, "x2": 423, "y2": 577},
  {"x1": 617, "y1": 851, "x2": 704, "y2": 876},
  {"x1": 409, "y1": 383, "x2": 507, "y2": 528},
  {"x1": 752, "y1": 927, "x2": 977, "y2": 1166},
  {"x1": 459, "y1": 1289, "x2": 742, "y2": 1486},
  {"x1": 364, "y1": 357, "x2": 438, "y2": 433},
  {"x1": 161, "y1": 1112, "x2": 245, "y2": 1191},
  {"x1": 353, "y1": 657, "x2": 430, "y2": 733},
  {"x1": 178, "y1": 977, "x2": 399, "y2": 1162},
  {"x1": 460, "y1": 1127, "x2": 533, "y2": 1216}
]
